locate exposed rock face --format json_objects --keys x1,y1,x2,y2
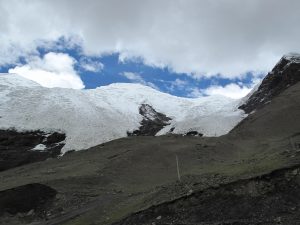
[
  {"x1": 0, "y1": 183, "x2": 57, "y2": 215},
  {"x1": 185, "y1": 131, "x2": 203, "y2": 136},
  {"x1": 0, "y1": 130, "x2": 65, "y2": 171},
  {"x1": 114, "y1": 166, "x2": 300, "y2": 225},
  {"x1": 240, "y1": 53, "x2": 300, "y2": 114},
  {"x1": 127, "y1": 104, "x2": 171, "y2": 136}
]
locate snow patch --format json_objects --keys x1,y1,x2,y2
[{"x1": 32, "y1": 144, "x2": 46, "y2": 151}]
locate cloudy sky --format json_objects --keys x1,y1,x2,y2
[{"x1": 1, "y1": 0, "x2": 300, "y2": 98}]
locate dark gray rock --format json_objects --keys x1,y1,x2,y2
[
  {"x1": 127, "y1": 104, "x2": 171, "y2": 136},
  {"x1": 0, "y1": 183, "x2": 57, "y2": 216},
  {"x1": 185, "y1": 131, "x2": 203, "y2": 136},
  {"x1": 240, "y1": 54, "x2": 300, "y2": 114},
  {"x1": 0, "y1": 129, "x2": 65, "y2": 171}
]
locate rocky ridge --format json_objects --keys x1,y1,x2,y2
[{"x1": 239, "y1": 53, "x2": 300, "y2": 114}]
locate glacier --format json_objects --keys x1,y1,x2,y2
[{"x1": 0, "y1": 73, "x2": 246, "y2": 153}]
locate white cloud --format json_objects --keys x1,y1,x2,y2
[
  {"x1": 189, "y1": 79, "x2": 262, "y2": 99},
  {"x1": 171, "y1": 79, "x2": 188, "y2": 90},
  {"x1": 166, "y1": 78, "x2": 189, "y2": 92},
  {"x1": 9, "y1": 52, "x2": 85, "y2": 89},
  {"x1": 80, "y1": 57, "x2": 104, "y2": 72},
  {"x1": 122, "y1": 72, "x2": 142, "y2": 82},
  {"x1": 1, "y1": 0, "x2": 300, "y2": 77},
  {"x1": 202, "y1": 84, "x2": 253, "y2": 99},
  {"x1": 188, "y1": 87, "x2": 204, "y2": 98},
  {"x1": 121, "y1": 72, "x2": 158, "y2": 89}
]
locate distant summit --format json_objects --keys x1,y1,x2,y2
[{"x1": 239, "y1": 53, "x2": 300, "y2": 114}]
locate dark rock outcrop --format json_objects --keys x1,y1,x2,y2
[
  {"x1": 185, "y1": 131, "x2": 203, "y2": 136},
  {"x1": 0, "y1": 129, "x2": 65, "y2": 171},
  {"x1": 128, "y1": 104, "x2": 171, "y2": 136},
  {"x1": 240, "y1": 54, "x2": 300, "y2": 114},
  {"x1": 0, "y1": 183, "x2": 57, "y2": 215}
]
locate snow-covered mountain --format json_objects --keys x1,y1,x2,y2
[{"x1": 0, "y1": 73, "x2": 245, "y2": 153}]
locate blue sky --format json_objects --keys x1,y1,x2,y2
[{"x1": 0, "y1": 40, "x2": 263, "y2": 99}]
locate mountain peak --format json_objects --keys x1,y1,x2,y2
[
  {"x1": 282, "y1": 52, "x2": 300, "y2": 62},
  {"x1": 239, "y1": 53, "x2": 300, "y2": 114}
]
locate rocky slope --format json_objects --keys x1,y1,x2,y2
[
  {"x1": 239, "y1": 53, "x2": 300, "y2": 113},
  {"x1": 0, "y1": 130, "x2": 65, "y2": 171},
  {"x1": 114, "y1": 166, "x2": 300, "y2": 225}
]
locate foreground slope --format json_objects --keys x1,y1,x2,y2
[
  {"x1": 0, "y1": 74, "x2": 244, "y2": 153},
  {"x1": 0, "y1": 66, "x2": 300, "y2": 224}
]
